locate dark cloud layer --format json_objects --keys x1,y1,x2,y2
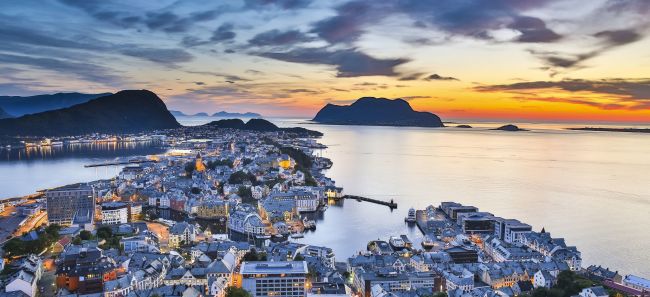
[
  {"x1": 258, "y1": 47, "x2": 409, "y2": 77},
  {"x1": 249, "y1": 29, "x2": 314, "y2": 46}
]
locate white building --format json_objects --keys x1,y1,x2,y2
[
  {"x1": 101, "y1": 202, "x2": 129, "y2": 225},
  {"x1": 533, "y1": 270, "x2": 555, "y2": 289},
  {"x1": 240, "y1": 261, "x2": 308, "y2": 297},
  {"x1": 169, "y1": 222, "x2": 197, "y2": 249},
  {"x1": 623, "y1": 275, "x2": 650, "y2": 292},
  {"x1": 5, "y1": 270, "x2": 38, "y2": 297},
  {"x1": 270, "y1": 191, "x2": 319, "y2": 212},
  {"x1": 578, "y1": 286, "x2": 609, "y2": 297}
]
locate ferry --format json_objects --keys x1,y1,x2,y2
[
  {"x1": 405, "y1": 208, "x2": 416, "y2": 223},
  {"x1": 421, "y1": 235, "x2": 435, "y2": 249},
  {"x1": 389, "y1": 236, "x2": 406, "y2": 250}
]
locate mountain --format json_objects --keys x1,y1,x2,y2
[
  {"x1": 194, "y1": 112, "x2": 209, "y2": 117},
  {"x1": 0, "y1": 90, "x2": 181, "y2": 136},
  {"x1": 212, "y1": 111, "x2": 261, "y2": 117},
  {"x1": 0, "y1": 107, "x2": 12, "y2": 119},
  {"x1": 313, "y1": 97, "x2": 444, "y2": 127},
  {"x1": 170, "y1": 110, "x2": 187, "y2": 117},
  {"x1": 0, "y1": 92, "x2": 112, "y2": 117},
  {"x1": 205, "y1": 118, "x2": 322, "y2": 136}
]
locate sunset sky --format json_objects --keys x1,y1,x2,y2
[{"x1": 1, "y1": 0, "x2": 650, "y2": 122}]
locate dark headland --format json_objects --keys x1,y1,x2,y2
[
  {"x1": 493, "y1": 124, "x2": 527, "y2": 131},
  {"x1": 0, "y1": 90, "x2": 181, "y2": 136},
  {"x1": 205, "y1": 118, "x2": 322, "y2": 136},
  {"x1": 313, "y1": 97, "x2": 444, "y2": 128}
]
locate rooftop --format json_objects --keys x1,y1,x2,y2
[{"x1": 240, "y1": 261, "x2": 308, "y2": 274}]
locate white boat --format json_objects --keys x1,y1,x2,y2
[
  {"x1": 389, "y1": 236, "x2": 406, "y2": 250},
  {"x1": 51, "y1": 141, "x2": 63, "y2": 146},
  {"x1": 405, "y1": 208, "x2": 416, "y2": 223},
  {"x1": 290, "y1": 233, "x2": 304, "y2": 239},
  {"x1": 303, "y1": 218, "x2": 316, "y2": 230},
  {"x1": 421, "y1": 235, "x2": 435, "y2": 249}
]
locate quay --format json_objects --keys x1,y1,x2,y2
[
  {"x1": 343, "y1": 195, "x2": 397, "y2": 209},
  {"x1": 84, "y1": 159, "x2": 157, "y2": 168}
]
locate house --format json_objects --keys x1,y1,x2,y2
[
  {"x1": 533, "y1": 270, "x2": 556, "y2": 289},
  {"x1": 51, "y1": 236, "x2": 72, "y2": 254},
  {"x1": 512, "y1": 280, "x2": 534, "y2": 295},
  {"x1": 623, "y1": 275, "x2": 650, "y2": 292},
  {"x1": 579, "y1": 286, "x2": 609, "y2": 297},
  {"x1": 5, "y1": 270, "x2": 38, "y2": 297}
]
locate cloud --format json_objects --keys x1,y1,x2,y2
[
  {"x1": 249, "y1": 29, "x2": 314, "y2": 46},
  {"x1": 244, "y1": 0, "x2": 313, "y2": 10},
  {"x1": 257, "y1": 47, "x2": 409, "y2": 77},
  {"x1": 475, "y1": 78, "x2": 650, "y2": 110},
  {"x1": 121, "y1": 48, "x2": 194, "y2": 65},
  {"x1": 0, "y1": 53, "x2": 121, "y2": 85},
  {"x1": 509, "y1": 16, "x2": 561, "y2": 43},
  {"x1": 310, "y1": 1, "x2": 378, "y2": 44},
  {"x1": 211, "y1": 23, "x2": 237, "y2": 42},
  {"x1": 426, "y1": 73, "x2": 459, "y2": 81},
  {"x1": 594, "y1": 29, "x2": 642, "y2": 46},
  {"x1": 398, "y1": 73, "x2": 426, "y2": 81}
]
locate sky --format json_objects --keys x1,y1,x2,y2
[{"x1": 1, "y1": 0, "x2": 650, "y2": 123}]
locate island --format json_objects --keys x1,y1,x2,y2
[
  {"x1": 493, "y1": 124, "x2": 527, "y2": 131},
  {"x1": 457, "y1": 124, "x2": 472, "y2": 128},
  {"x1": 212, "y1": 111, "x2": 261, "y2": 117},
  {"x1": 0, "y1": 90, "x2": 181, "y2": 136},
  {"x1": 193, "y1": 112, "x2": 210, "y2": 117},
  {"x1": 567, "y1": 127, "x2": 650, "y2": 133},
  {"x1": 312, "y1": 97, "x2": 444, "y2": 127}
]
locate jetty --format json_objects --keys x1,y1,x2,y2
[
  {"x1": 343, "y1": 195, "x2": 397, "y2": 209},
  {"x1": 84, "y1": 159, "x2": 156, "y2": 168}
]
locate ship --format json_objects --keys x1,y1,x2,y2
[{"x1": 405, "y1": 207, "x2": 416, "y2": 223}]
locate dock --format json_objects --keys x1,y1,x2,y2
[
  {"x1": 84, "y1": 159, "x2": 156, "y2": 168},
  {"x1": 343, "y1": 195, "x2": 397, "y2": 209}
]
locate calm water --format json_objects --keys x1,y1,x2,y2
[
  {"x1": 2, "y1": 116, "x2": 649, "y2": 277},
  {"x1": 0, "y1": 142, "x2": 165, "y2": 198}
]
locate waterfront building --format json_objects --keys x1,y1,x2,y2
[
  {"x1": 579, "y1": 286, "x2": 609, "y2": 297},
  {"x1": 228, "y1": 210, "x2": 267, "y2": 236},
  {"x1": 623, "y1": 275, "x2": 650, "y2": 292},
  {"x1": 196, "y1": 200, "x2": 229, "y2": 219},
  {"x1": 269, "y1": 191, "x2": 319, "y2": 212},
  {"x1": 101, "y1": 202, "x2": 129, "y2": 225},
  {"x1": 46, "y1": 184, "x2": 95, "y2": 226},
  {"x1": 239, "y1": 261, "x2": 308, "y2": 297}
]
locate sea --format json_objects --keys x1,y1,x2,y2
[{"x1": 1, "y1": 116, "x2": 648, "y2": 277}]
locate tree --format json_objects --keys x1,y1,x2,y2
[
  {"x1": 238, "y1": 186, "x2": 254, "y2": 204},
  {"x1": 185, "y1": 162, "x2": 196, "y2": 177},
  {"x1": 224, "y1": 286, "x2": 251, "y2": 297},
  {"x1": 79, "y1": 230, "x2": 93, "y2": 240},
  {"x1": 96, "y1": 226, "x2": 113, "y2": 240},
  {"x1": 72, "y1": 237, "x2": 82, "y2": 245},
  {"x1": 191, "y1": 187, "x2": 201, "y2": 194},
  {"x1": 243, "y1": 248, "x2": 267, "y2": 261},
  {"x1": 294, "y1": 252, "x2": 304, "y2": 261}
]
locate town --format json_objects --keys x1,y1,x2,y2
[{"x1": 0, "y1": 126, "x2": 648, "y2": 297}]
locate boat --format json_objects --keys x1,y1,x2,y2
[
  {"x1": 421, "y1": 235, "x2": 435, "y2": 249},
  {"x1": 303, "y1": 218, "x2": 316, "y2": 230},
  {"x1": 51, "y1": 141, "x2": 63, "y2": 146},
  {"x1": 400, "y1": 235, "x2": 413, "y2": 249},
  {"x1": 290, "y1": 233, "x2": 304, "y2": 239},
  {"x1": 405, "y1": 208, "x2": 416, "y2": 223},
  {"x1": 389, "y1": 236, "x2": 406, "y2": 250}
]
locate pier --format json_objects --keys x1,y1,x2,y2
[
  {"x1": 84, "y1": 159, "x2": 156, "y2": 168},
  {"x1": 343, "y1": 195, "x2": 397, "y2": 209}
]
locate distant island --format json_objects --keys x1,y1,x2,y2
[
  {"x1": 205, "y1": 118, "x2": 322, "y2": 137},
  {"x1": 313, "y1": 97, "x2": 444, "y2": 127},
  {"x1": 170, "y1": 110, "x2": 262, "y2": 117},
  {"x1": 457, "y1": 124, "x2": 472, "y2": 128},
  {"x1": 0, "y1": 92, "x2": 111, "y2": 117},
  {"x1": 0, "y1": 90, "x2": 180, "y2": 136},
  {"x1": 212, "y1": 111, "x2": 261, "y2": 117},
  {"x1": 568, "y1": 127, "x2": 650, "y2": 133},
  {"x1": 493, "y1": 124, "x2": 527, "y2": 131}
]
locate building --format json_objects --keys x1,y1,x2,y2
[
  {"x1": 56, "y1": 246, "x2": 120, "y2": 294},
  {"x1": 579, "y1": 286, "x2": 609, "y2": 297},
  {"x1": 5, "y1": 270, "x2": 38, "y2": 297},
  {"x1": 228, "y1": 210, "x2": 267, "y2": 236},
  {"x1": 239, "y1": 261, "x2": 308, "y2": 297},
  {"x1": 46, "y1": 184, "x2": 95, "y2": 226},
  {"x1": 129, "y1": 202, "x2": 143, "y2": 221},
  {"x1": 444, "y1": 247, "x2": 479, "y2": 264},
  {"x1": 196, "y1": 200, "x2": 229, "y2": 219},
  {"x1": 623, "y1": 275, "x2": 650, "y2": 292},
  {"x1": 101, "y1": 202, "x2": 129, "y2": 225},
  {"x1": 269, "y1": 191, "x2": 319, "y2": 212},
  {"x1": 169, "y1": 222, "x2": 197, "y2": 249}
]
